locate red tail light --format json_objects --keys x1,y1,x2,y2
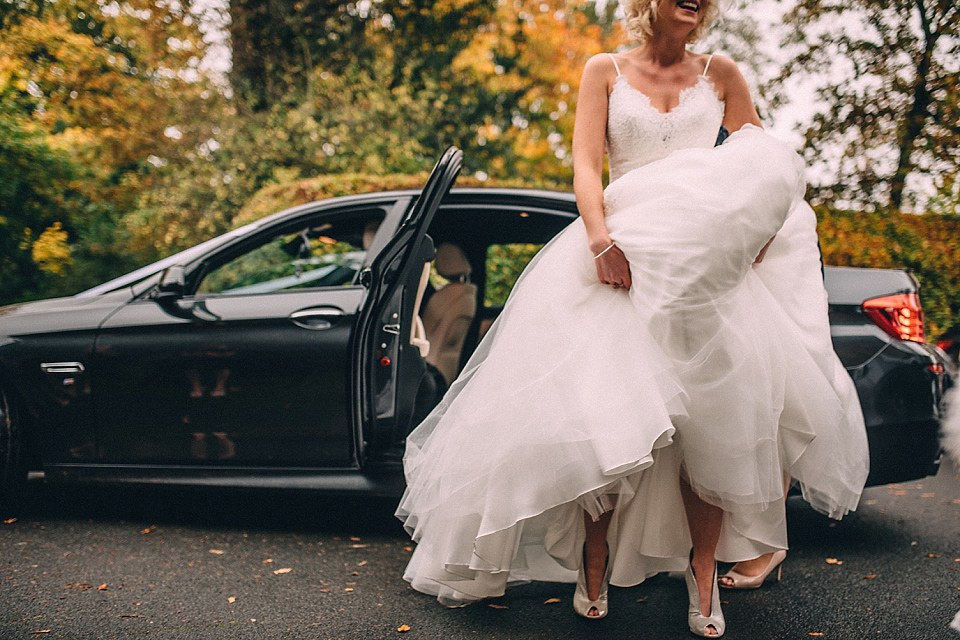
[
  {"x1": 936, "y1": 337, "x2": 954, "y2": 352},
  {"x1": 862, "y1": 293, "x2": 925, "y2": 342}
]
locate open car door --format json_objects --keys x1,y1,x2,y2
[{"x1": 353, "y1": 146, "x2": 462, "y2": 465}]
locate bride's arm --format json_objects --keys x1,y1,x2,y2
[
  {"x1": 708, "y1": 55, "x2": 762, "y2": 133},
  {"x1": 708, "y1": 56, "x2": 775, "y2": 263},
  {"x1": 573, "y1": 54, "x2": 632, "y2": 289}
]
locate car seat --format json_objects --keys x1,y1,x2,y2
[{"x1": 422, "y1": 243, "x2": 477, "y2": 385}]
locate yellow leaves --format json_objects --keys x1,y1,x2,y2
[
  {"x1": 273, "y1": 567, "x2": 292, "y2": 575},
  {"x1": 397, "y1": 624, "x2": 411, "y2": 632},
  {"x1": 31, "y1": 222, "x2": 72, "y2": 276},
  {"x1": 64, "y1": 582, "x2": 93, "y2": 590},
  {"x1": 543, "y1": 597, "x2": 561, "y2": 604},
  {"x1": 227, "y1": 596, "x2": 236, "y2": 603},
  {"x1": 825, "y1": 558, "x2": 843, "y2": 565},
  {"x1": 97, "y1": 583, "x2": 108, "y2": 591},
  {"x1": 208, "y1": 549, "x2": 225, "y2": 555},
  {"x1": 3, "y1": 518, "x2": 16, "y2": 524},
  {"x1": 140, "y1": 525, "x2": 156, "y2": 535}
]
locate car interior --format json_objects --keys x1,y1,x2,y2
[{"x1": 414, "y1": 203, "x2": 571, "y2": 388}]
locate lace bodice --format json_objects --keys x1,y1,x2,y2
[{"x1": 606, "y1": 55, "x2": 725, "y2": 183}]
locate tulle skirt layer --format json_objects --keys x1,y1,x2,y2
[{"x1": 395, "y1": 126, "x2": 869, "y2": 605}]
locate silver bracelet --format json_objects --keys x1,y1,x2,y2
[{"x1": 593, "y1": 242, "x2": 616, "y2": 260}]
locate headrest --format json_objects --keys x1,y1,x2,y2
[
  {"x1": 362, "y1": 220, "x2": 380, "y2": 250},
  {"x1": 434, "y1": 243, "x2": 471, "y2": 280}
]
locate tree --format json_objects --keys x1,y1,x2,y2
[
  {"x1": 0, "y1": 0, "x2": 224, "y2": 300},
  {"x1": 776, "y1": 0, "x2": 959, "y2": 211}
]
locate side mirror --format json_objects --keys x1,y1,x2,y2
[
  {"x1": 152, "y1": 265, "x2": 187, "y2": 305},
  {"x1": 156, "y1": 265, "x2": 186, "y2": 298}
]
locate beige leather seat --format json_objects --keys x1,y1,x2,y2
[{"x1": 422, "y1": 243, "x2": 477, "y2": 386}]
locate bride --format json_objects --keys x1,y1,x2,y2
[{"x1": 396, "y1": 0, "x2": 869, "y2": 636}]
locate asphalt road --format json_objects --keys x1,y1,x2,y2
[{"x1": 1, "y1": 459, "x2": 958, "y2": 640}]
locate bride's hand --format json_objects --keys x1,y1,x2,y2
[{"x1": 594, "y1": 244, "x2": 632, "y2": 290}]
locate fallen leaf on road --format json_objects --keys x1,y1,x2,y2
[
  {"x1": 98, "y1": 583, "x2": 108, "y2": 591},
  {"x1": 273, "y1": 568, "x2": 292, "y2": 575},
  {"x1": 350, "y1": 536, "x2": 362, "y2": 541},
  {"x1": 349, "y1": 544, "x2": 369, "y2": 549},
  {"x1": 892, "y1": 490, "x2": 907, "y2": 496},
  {"x1": 357, "y1": 561, "x2": 368, "y2": 566},
  {"x1": 825, "y1": 558, "x2": 842, "y2": 565},
  {"x1": 543, "y1": 598, "x2": 561, "y2": 604},
  {"x1": 344, "y1": 588, "x2": 354, "y2": 592},
  {"x1": 862, "y1": 574, "x2": 878, "y2": 580},
  {"x1": 140, "y1": 526, "x2": 156, "y2": 535},
  {"x1": 808, "y1": 633, "x2": 824, "y2": 637},
  {"x1": 921, "y1": 493, "x2": 935, "y2": 498},
  {"x1": 637, "y1": 596, "x2": 649, "y2": 602},
  {"x1": 3, "y1": 518, "x2": 16, "y2": 524},
  {"x1": 926, "y1": 553, "x2": 941, "y2": 558},
  {"x1": 209, "y1": 549, "x2": 225, "y2": 555},
  {"x1": 30, "y1": 631, "x2": 51, "y2": 635},
  {"x1": 263, "y1": 558, "x2": 273, "y2": 563},
  {"x1": 397, "y1": 624, "x2": 411, "y2": 632},
  {"x1": 488, "y1": 604, "x2": 508, "y2": 609},
  {"x1": 227, "y1": 597, "x2": 236, "y2": 603},
  {"x1": 65, "y1": 582, "x2": 93, "y2": 590},
  {"x1": 403, "y1": 546, "x2": 413, "y2": 552},
  {"x1": 319, "y1": 589, "x2": 330, "y2": 593}
]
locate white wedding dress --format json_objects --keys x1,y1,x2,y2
[{"x1": 396, "y1": 55, "x2": 869, "y2": 606}]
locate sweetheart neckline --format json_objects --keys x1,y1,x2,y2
[{"x1": 611, "y1": 75, "x2": 718, "y2": 116}]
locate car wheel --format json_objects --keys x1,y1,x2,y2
[{"x1": 0, "y1": 386, "x2": 27, "y2": 517}]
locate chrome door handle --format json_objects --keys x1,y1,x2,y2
[
  {"x1": 41, "y1": 362, "x2": 85, "y2": 374},
  {"x1": 290, "y1": 307, "x2": 345, "y2": 330}
]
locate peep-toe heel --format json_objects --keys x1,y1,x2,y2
[
  {"x1": 685, "y1": 560, "x2": 725, "y2": 637},
  {"x1": 718, "y1": 549, "x2": 786, "y2": 590},
  {"x1": 573, "y1": 543, "x2": 610, "y2": 619}
]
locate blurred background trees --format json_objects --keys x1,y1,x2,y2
[{"x1": 0, "y1": 0, "x2": 957, "y2": 336}]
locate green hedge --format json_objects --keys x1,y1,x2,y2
[{"x1": 817, "y1": 207, "x2": 960, "y2": 338}]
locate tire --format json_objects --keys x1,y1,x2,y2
[{"x1": 0, "y1": 387, "x2": 26, "y2": 517}]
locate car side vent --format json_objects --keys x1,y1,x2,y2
[{"x1": 862, "y1": 293, "x2": 925, "y2": 343}]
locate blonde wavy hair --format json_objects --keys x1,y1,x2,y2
[{"x1": 621, "y1": 0, "x2": 721, "y2": 44}]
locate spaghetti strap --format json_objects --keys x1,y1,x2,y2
[
  {"x1": 702, "y1": 54, "x2": 714, "y2": 76},
  {"x1": 608, "y1": 53, "x2": 622, "y2": 77}
]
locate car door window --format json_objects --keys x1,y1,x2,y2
[
  {"x1": 484, "y1": 243, "x2": 544, "y2": 307},
  {"x1": 196, "y1": 212, "x2": 384, "y2": 296}
]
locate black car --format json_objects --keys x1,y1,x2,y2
[
  {"x1": 823, "y1": 266, "x2": 952, "y2": 486},
  {"x1": 0, "y1": 150, "x2": 951, "y2": 512}
]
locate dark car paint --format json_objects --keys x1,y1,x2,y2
[{"x1": 0, "y1": 179, "x2": 950, "y2": 506}]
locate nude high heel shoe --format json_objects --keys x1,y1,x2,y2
[
  {"x1": 718, "y1": 549, "x2": 786, "y2": 590},
  {"x1": 686, "y1": 560, "x2": 725, "y2": 638},
  {"x1": 573, "y1": 543, "x2": 610, "y2": 619}
]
